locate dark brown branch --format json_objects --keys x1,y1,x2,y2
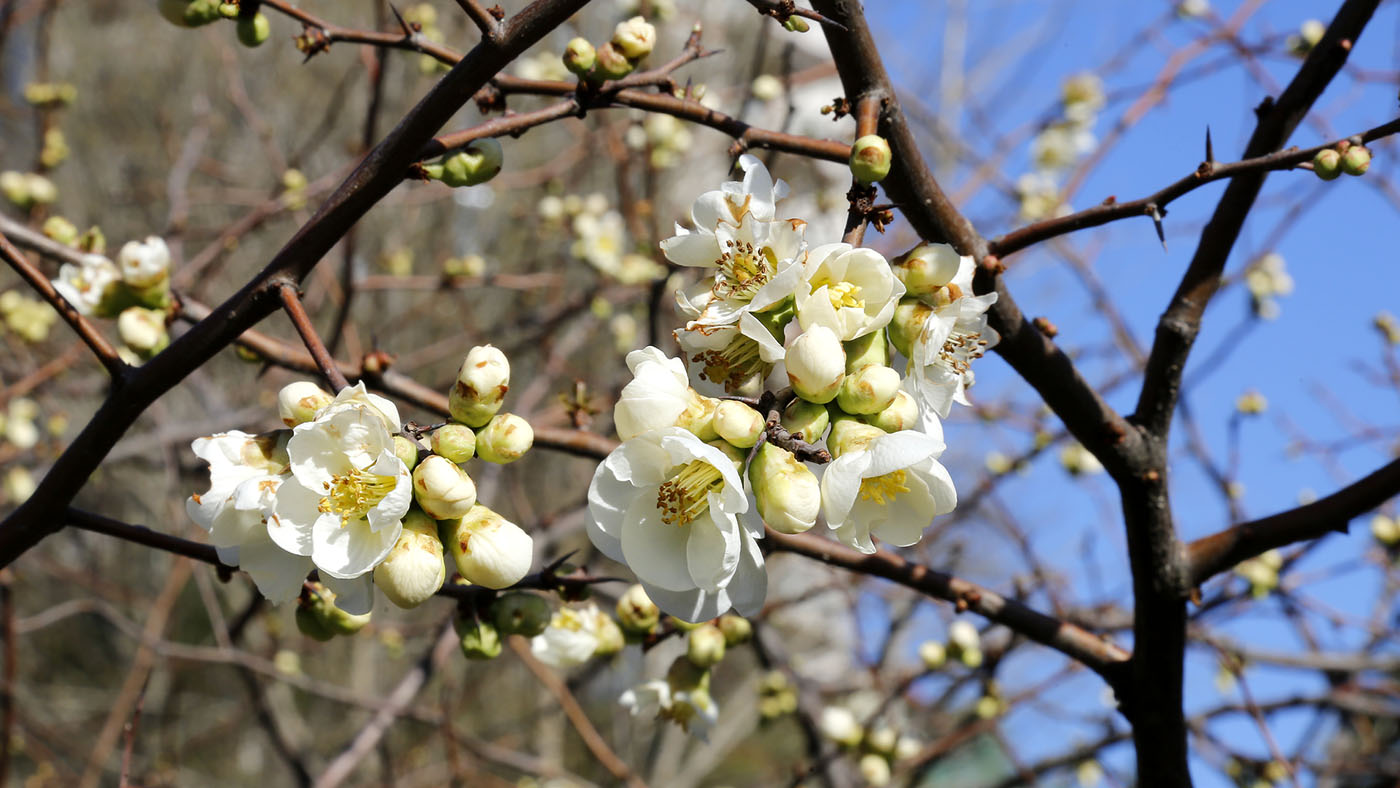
[
  {"x1": 454, "y1": 0, "x2": 503, "y2": 42},
  {"x1": 278, "y1": 283, "x2": 349, "y2": 391},
  {"x1": 1186, "y1": 457, "x2": 1400, "y2": 587}
]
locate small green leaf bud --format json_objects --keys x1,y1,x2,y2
[
  {"x1": 392, "y1": 435, "x2": 420, "y2": 471},
  {"x1": 590, "y1": 42, "x2": 635, "y2": 82},
  {"x1": 918, "y1": 640, "x2": 946, "y2": 669},
  {"x1": 717, "y1": 614, "x2": 752, "y2": 646},
  {"x1": 786, "y1": 326, "x2": 845, "y2": 404},
  {"x1": 437, "y1": 138, "x2": 504, "y2": 187},
  {"x1": 373, "y1": 509, "x2": 446, "y2": 608},
  {"x1": 1342, "y1": 145, "x2": 1371, "y2": 176},
  {"x1": 712, "y1": 400, "x2": 765, "y2": 448},
  {"x1": 412, "y1": 455, "x2": 477, "y2": 519},
  {"x1": 42, "y1": 216, "x2": 78, "y2": 246},
  {"x1": 183, "y1": 0, "x2": 223, "y2": 27},
  {"x1": 616, "y1": 584, "x2": 660, "y2": 634},
  {"x1": 836, "y1": 364, "x2": 900, "y2": 415},
  {"x1": 861, "y1": 389, "x2": 919, "y2": 433},
  {"x1": 563, "y1": 37, "x2": 596, "y2": 76},
  {"x1": 780, "y1": 397, "x2": 829, "y2": 442},
  {"x1": 850, "y1": 134, "x2": 892, "y2": 185},
  {"x1": 443, "y1": 505, "x2": 533, "y2": 589},
  {"x1": 894, "y1": 243, "x2": 965, "y2": 297},
  {"x1": 748, "y1": 442, "x2": 820, "y2": 534},
  {"x1": 430, "y1": 423, "x2": 476, "y2": 463},
  {"x1": 782, "y1": 15, "x2": 809, "y2": 32},
  {"x1": 888, "y1": 297, "x2": 934, "y2": 358},
  {"x1": 236, "y1": 12, "x2": 271, "y2": 47},
  {"x1": 492, "y1": 592, "x2": 553, "y2": 637},
  {"x1": 277, "y1": 381, "x2": 332, "y2": 427},
  {"x1": 1312, "y1": 148, "x2": 1342, "y2": 180},
  {"x1": 455, "y1": 615, "x2": 502, "y2": 660},
  {"x1": 449, "y1": 344, "x2": 510, "y2": 427},
  {"x1": 611, "y1": 16, "x2": 656, "y2": 61},
  {"x1": 686, "y1": 624, "x2": 727, "y2": 668},
  {"x1": 117, "y1": 306, "x2": 169, "y2": 359},
  {"x1": 475, "y1": 413, "x2": 533, "y2": 464}
]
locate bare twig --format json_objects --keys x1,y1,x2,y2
[{"x1": 279, "y1": 283, "x2": 350, "y2": 391}]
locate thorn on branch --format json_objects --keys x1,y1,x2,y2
[
  {"x1": 1205, "y1": 125, "x2": 1214, "y2": 163},
  {"x1": 1147, "y1": 203, "x2": 1167, "y2": 251}
]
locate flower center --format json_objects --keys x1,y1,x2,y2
[
  {"x1": 712, "y1": 239, "x2": 775, "y2": 303},
  {"x1": 935, "y1": 326, "x2": 989, "y2": 378},
  {"x1": 858, "y1": 469, "x2": 910, "y2": 506},
  {"x1": 318, "y1": 466, "x2": 398, "y2": 524},
  {"x1": 553, "y1": 608, "x2": 585, "y2": 632},
  {"x1": 691, "y1": 333, "x2": 765, "y2": 394},
  {"x1": 816, "y1": 280, "x2": 863, "y2": 311},
  {"x1": 656, "y1": 460, "x2": 725, "y2": 526}
]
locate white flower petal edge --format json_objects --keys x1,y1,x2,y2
[
  {"x1": 821, "y1": 430, "x2": 957, "y2": 554},
  {"x1": 909, "y1": 291, "x2": 999, "y2": 420},
  {"x1": 796, "y1": 243, "x2": 906, "y2": 341},
  {"x1": 659, "y1": 154, "x2": 790, "y2": 268},
  {"x1": 530, "y1": 602, "x2": 605, "y2": 668},
  {"x1": 52, "y1": 254, "x2": 119, "y2": 316}
]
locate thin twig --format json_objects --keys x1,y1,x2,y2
[{"x1": 279, "y1": 283, "x2": 350, "y2": 390}]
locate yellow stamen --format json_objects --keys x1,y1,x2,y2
[
  {"x1": 656, "y1": 460, "x2": 725, "y2": 526},
  {"x1": 691, "y1": 333, "x2": 765, "y2": 393},
  {"x1": 318, "y1": 466, "x2": 398, "y2": 525},
  {"x1": 814, "y1": 279, "x2": 862, "y2": 310},
  {"x1": 712, "y1": 239, "x2": 776, "y2": 303},
  {"x1": 858, "y1": 469, "x2": 910, "y2": 506}
]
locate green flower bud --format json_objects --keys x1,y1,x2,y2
[
  {"x1": 295, "y1": 604, "x2": 335, "y2": 641},
  {"x1": 786, "y1": 326, "x2": 845, "y2": 404},
  {"x1": 826, "y1": 417, "x2": 886, "y2": 459},
  {"x1": 563, "y1": 37, "x2": 596, "y2": 75},
  {"x1": 116, "y1": 306, "x2": 169, "y2": 359},
  {"x1": 676, "y1": 394, "x2": 720, "y2": 441},
  {"x1": 666, "y1": 654, "x2": 710, "y2": 693},
  {"x1": 277, "y1": 381, "x2": 333, "y2": 427},
  {"x1": 894, "y1": 243, "x2": 964, "y2": 297},
  {"x1": 858, "y1": 754, "x2": 891, "y2": 787},
  {"x1": 23, "y1": 173, "x2": 56, "y2": 205},
  {"x1": 849, "y1": 135, "x2": 892, "y2": 185},
  {"x1": 302, "y1": 582, "x2": 371, "y2": 637},
  {"x1": 835, "y1": 364, "x2": 901, "y2": 415},
  {"x1": 717, "y1": 614, "x2": 752, "y2": 646},
  {"x1": 748, "y1": 442, "x2": 819, "y2": 534},
  {"x1": 413, "y1": 455, "x2": 477, "y2": 519},
  {"x1": 590, "y1": 42, "x2": 635, "y2": 82},
  {"x1": 393, "y1": 435, "x2": 420, "y2": 471},
  {"x1": 843, "y1": 328, "x2": 890, "y2": 373},
  {"x1": 217, "y1": 2, "x2": 240, "y2": 19},
  {"x1": 184, "y1": 0, "x2": 223, "y2": 27},
  {"x1": 449, "y1": 345, "x2": 510, "y2": 427},
  {"x1": 455, "y1": 615, "x2": 502, "y2": 659},
  {"x1": 475, "y1": 413, "x2": 533, "y2": 464},
  {"x1": 712, "y1": 400, "x2": 765, "y2": 448},
  {"x1": 861, "y1": 389, "x2": 919, "y2": 433},
  {"x1": 616, "y1": 584, "x2": 660, "y2": 634},
  {"x1": 960, "y1": 647, "x2": 984, "y2": 669},
  {"x1": 1342, "y1": 145, "x2": 1371, "y2": 176},
  {"x1": 373, "y1": 510, "x2": 446, "y2": 608},
  {"x1": 1312, "y1": 148, "x2": 1342, "y2": 180},
  {"x1": 780, "y1": 398, "x2": 829, "y2": 442},
  {"x1": 918, "y1": 640, "x2": 946, "y2": 669},
  {"x1": 592, "y1": 614, "x2": 625, "y2": 657},
  {"x1": 443, "y1": 505, "x2": 533, "y2": 589},
  {"x1": 492, "y1": 592, "x2": 553, "y2": 636},
  {"x1": 1371, "y1": 514, "x2": 1400, "y2": 546},
  {"x1": 889, "y1": 297, "x2": 934, "y2": 358},
  {"x1": 611, "y1": 16, "x2": 656, "y2": 61},
  {"x1": 686, "y1": 624, "x2": 727, "y2": 668},
  {"x1": 0, "y1": 171, "x2": 28, "y2": 207},
  {"x1": 434, "y1": 138, "x2": 504, "y2": 187},
  {"x1": 41, "y1": 216, "x2": 78, "y2": 246},
  {"x1": 430, "y1": 423, "x2": 476, "y2": 463},
  {"x1": 866, "y1": 726, "x2": 898, "y2": 756},
  {"x1": 236, "y1": 12, "x2": 271, "y2": 47},
  {"x1": 782, "y1": 15, "x2": 809, "y2": 32}
]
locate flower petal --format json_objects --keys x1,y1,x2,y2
[
  {"x1": 685, "y1": 504, "x2": 739, "y2": 593},
  {"x1": 621, "y1": 500, "x2": 693, "y2": 592},
  {"x1": 312, "y1": 516, "x2": 400, "y2": 579}
]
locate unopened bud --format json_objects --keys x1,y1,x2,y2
[
  {"x1": 563, "y1": 37, "x2": 596, "y2": 75},
  {"x1": 748, "y1": 442, "x2": 820, "y2": 534},
  {"x1": 433, "y1": 138, "x2": 504, "y2": 187},
  {"x1": 590, "y1": 42, "x2": 635, "y2": 82},
  {"x1": 117, "y1": 306, "x2": 169, "y2": 358},
  {"x1": 616, "y1": 584, "x2": 660, "y2": 634},
  {"x1": 826, "y1": 417, "x2": 885, "y2": 458},
  {"x1": 0, "y1": 171, "x2": 28, "y2": 207},
  {"x1": 278, "y1": 381, "x2": 333, "y2": 427},
  {"x1": 947, "y1": 619, "x2": 980, "y2": 654},
  {"x1": 782, "y1": 15, "x2": 809, "y2": 32},
  {"x1": 850, "y1": 135, "x2": 892, "y2": 185},
  {"x1": 183, "y1": 0, "x2": 223, "y2": 26},
  {"x1": 393, "y1": 435, "x2": 421, "y2": 471},
  {"x1": 1342, "y1": 145, "x2": 1371, "y2": 176},
  {"x1": 820, "y1": 707, "x2": 862, "y2": 747},
  {"x1": 862, "y1": 389, "x2": 919, "y2": 433},
  {"x1": 431, "y1": 423, "x2": 476, "y2": 463},
  {"x1": 492, "y1": 592, "x2": 553, "y2": 636},
  {"x1": 455, "y1": 615, "x2": 503, "y2": 659},
  {"x1": 42, "y1": 216, "x2": 78, "y2": 246},
  {"x1": 412, "y1": 455, "x2": 477, "y2": 519},
  {"x1": 918, "y1": 640, "x2": 946, "y2": 669},
  {"x1": 301, "y1": 582, "x2": 370, "y2": 638},
  {"x1": 373, "y1": 509, "x2": 446, "y2": 608},
  {"x1": 236, "y1": 12, "x2": 271, "y2": 47},
  {"x1": 1371, "y1": 514, "x2": 1400, "y2": 546},
  {"x1": 717, "y1": 614, "x2": 752, "y2": 645},
  {"x1": 843, "y1": 328, "x2": 890, "y2": 373},
  {"x1": 712, "y1": 400, "x2": 765, "y2": 448},
  {"x1": 24, "y1": 173, "x2": 56, "y2": 205},
  {"x1": 781, "y1": 398, "x2": 830, "y2": 442},
  {"x1": 444, "y1": 505, "x2": 533, "y2": 589},
  {"x1": 449, "y1": 345, "x2": 510, "y2": 427},
  {"x1": 888, "y1": 297, "x2": 934, "y2": 358},
  {"x1": 895, "y1": 243, "x2": 964, "y2": 297},
  {"x1": 859, "y1": 753, "x2": 892, "y2": 786},
  {"x1": 593, "y1": 614, "x2": 625, "y2": 656},
  {"x1": 1312, "y1": 148, "x2": 1342, "y2": 180},
  {"x1": 836, "y1": 364, "x2": 900, "y2": 415},
  {"x1": 786, "y1": 325, "x2": 845, "y2": 404},
  {"x1": 686, "y1": 624, "x2": 727, "y2": 668},
  {"x1": 866, "y1": 726, "x2": 898, "y2": 756},
  {"x1": 475, "y1": 413, "x2": 533, "y2": 463},
  {"x1": 158, "y1": 0, "x2": 195, "y2": 26},
  {"x1": 611, "y1": 16, "x2": 656, "y2": 61},
  {"x1": 118, "y1": 236, "x2": 171, "y2": 290}
]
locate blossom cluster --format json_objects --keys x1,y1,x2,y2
[
  {"x1": 587, "y1": 155, "x2": 998, "y2": 623},
  {"x1": 1016, "y1": 72, "x2": 1104, "y2": 221},
  {"x1": 49, "y1": 234, "x2": 174, "y2": 362},
  {"x1": 186, "y1": 345, "x2": 537, "y2": 624}
]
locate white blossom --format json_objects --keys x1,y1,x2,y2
[
  {"x1": 795, "y1": 243, "x2": 904, "y2": 341},
  {"x1": 117, "y1": 236, "x2": 171, "y2": 288},
  {"x1": 907, "y1": 256, "x2": 999, "y2": 423},
  {"x1": 659, "y1": 154, "x2": 789, "y2": 266},
  {"x1": 620, "y1": 678, "x2": 718, "y2": 739},
  {"x1": 613, "y1": 347, "x2": 718, "y2": 440},
  {"x1": 52, "y1": 253, "x2": 119, "y2": 316},
  {"x1": 530, "y1": 602, "x2": 607, "y2": 668},
  {"x1": 821, "y1": 424, "x2": 957, "y2": 554}
]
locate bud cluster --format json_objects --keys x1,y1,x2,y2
[{"x1": 562, "y1": 17, "x2": 657, "y2": 85}]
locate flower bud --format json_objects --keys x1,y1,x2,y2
[
  {"x1": 826, "y1": 417, "x2": 886, "y2": 458},
  {"x1": 668, "y1": 615, "x2": 706, "y2": 631},
  {"x1": 302, "y1": 582, "x2": 371, "y2": 637},
  {"x1": 295, "y1": 604, "x2": 335, "y2": 642},
  {"x1": 859, "y1": 754, "x2": 891, "y2": 786},
  {"x1": 413, "y1": 455, "x2": 477, "y2": 519},
  {"x1": 278, "y1": 381, "x2": 333, "y2": 427},
  {"x1": 842, "y1": 331, "x2": 890, "y2": 378},
  {"x1": 1312, "y1": 148, "x2": 1342, "y2": 180},
  {"x1": 3, "y1": 467, "x2": 36, "y2": 504},
  {"x1": 888, "y1": 297, "x2": 934, "y2": 358},
  {"x1": 960, "y1": 647, "x2": 984, "y2": 668},
  {"x1": 444, "y1": 505, "x2": 533, "y2": 589},
  {"x1": 1059, "y1": 442, "x2": 1103, "y2": 476},
  {"x1": 836, "y1": 364, "x2": 900, "y2": 415},
  {"x1": 373, "y1": 510, "x2": 446, "y2": 608},
  {"x1": 158, "y1": 0, "x2": 194, "y2": 26},
  {"x1": 431, "y1": 423, "x2": 476, "y2": 463},
  {"x1": 780, "y1": 398, "x2": 829, "y2": 442},
  {"x1": 666, "y1": 654, "x2": 710, "y2": 693},
  {"x1": 748, "y1": 442, "x2": 820, "y2": 534},
  {"x1": 947, "y1": 619, "x2": 980, "y2": 655},
  {"x1": 592, "y1": 615, "x2": 625, "y2": 657},
  {"x1": 862, "y1": 389, "x2": 919, "y2": 433},
  {"x1": 616, "y1": 583, "x2": 660, "y2": 634},
  {"x1": 918, "y1": 640, "x2": 946, "y2": 669},
  {"x1": 717, "y1": 614, "x2": 752, "y2": 646},
  {"x1": 782, "y1": 15, "x2": 809, "y2": 32},
  {"x1": 183, "y1": 0, "x2": 223, "y2": 26},
  {"x1": 1235, "y1": 389, "x2": 1268, "y2": 415},
  {"x1": 0, "y1": 171, "x2": 28, "y2": 207},
  {"x1": 217, "y1": 2, "x2": 239, "y2": 18},
  {"x1": 974, "y1": 695, "x2": 1001, "y2": 718},
  {"x1": 455, "y1": 615, "x2": 503, "y2": 659},
  {"x1": 434, "y1": 138, "x2": 504, "y2": 187},
  {"x1": 1342, "y1": 145, "x2": 1371, "y2": 176},
  {"x1": 590, "y1": 42, "x2": 635, "y2": 82},
  {"x1": 611, "y1": 16, "x2": 656, "y2": 61},
  {"x1": 895, "y1": 736, "x2": 920, "y2": 761},
  {"x1": 820, "y1": 707, "x2": 863, "y2": 747},
  {"x1": 117, "y1": 306, "x2": 169, "y2": 359},
  {"x1": 895, "y1": 243, "x2": 963, "y2": 297},
  {"x1": 786, "y1": 325, "x2": 845, "y2": 404},
  {"x1": 236, "y1": 12, "x2": 271, "y2": 47},
  {"x1": 866, "y1": 726, "x2": 897, "y2": 756},
  {"x1": 712, "y1": 400, "x2": 764, "y2": 448},
  {"x1": 24, "y1": 173, "x2": 56, "y2": 205},
  {"x1": 393, "y1": 435, "x2": 421, "y2": 471},
  {"x1": 42, "y1": 216, "x2": 78, "y2": 246},
  {"x1": 492, "y1": 592, "x2": 553, "y2": 636},
  {"x1": 1371, "y1": 514, "x2": 1400, "y2": 546},
  {"x1": 475, "y1": 413, "x2": 533, "y2": 463},
  {"x1": 563, "y1": 37, "x2": 596, "y2": 75},
  {"x1": 850, "y1": 135, "x2": 892, "y2": 185},
  {"x1": 449, "y1": 345, "x2": 510, "y2": 427},
  {"x1": 677, "y1": 393, "x2": 720, "y2": 441},
  {"x1": 686, "y1": 624, "x2": 727, "y2": 668}
]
